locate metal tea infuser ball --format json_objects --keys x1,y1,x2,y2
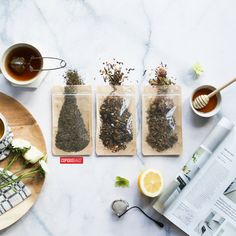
[
  {"x1": 10, "y1": 56, "x2": 66, "y2": 74},
  {"x1": 111, "y1": 199, "x2": 164, "y2": 228}
]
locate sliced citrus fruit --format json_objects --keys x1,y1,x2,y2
[{"x1": 138, "y1": 169, "x2": 164, "y2": 197}]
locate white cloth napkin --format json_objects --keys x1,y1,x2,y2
[
  {"x1": 0, "y1": 127, "x2": 14, "y2": 161},
  {"x1": 0, "y1": 169, "x2": 31, "y2": 215}
]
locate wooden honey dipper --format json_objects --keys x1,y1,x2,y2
[{"x1": 193, "y1": 78, "x2": 236, "y2": 110}]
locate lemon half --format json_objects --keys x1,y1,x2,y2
[{"x1": 138, "y1": 169, "x2": 164, "y2": 198}]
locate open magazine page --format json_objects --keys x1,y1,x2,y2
[
  {"x1": 153, "y1": 118, "x2": 233, "y2": 214},
  {"x1": 163, "y1": 127, "x2": 236, "y2": 236}
]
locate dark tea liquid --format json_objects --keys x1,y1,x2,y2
[
  {"x1": 0, "y1": 119, "x2": 5, "y2": 139},
  {"x1": 5, "y1": 46, "x2": 43, "y2": 81}
]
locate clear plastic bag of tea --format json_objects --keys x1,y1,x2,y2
[
  {"x1": 142, "y1": 85, "x2": 182, "y2": 156},
  {"x1": 96, "y1": 85, "x2": 136, "y2": 156},
  {"x1": 52, "y1": 85, "x2": 93, "y2": 156}
]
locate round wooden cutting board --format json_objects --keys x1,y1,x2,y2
[{"x1": 0, "y1": 92, "x2": 46, "y2": 230}]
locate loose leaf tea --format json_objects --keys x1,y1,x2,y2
[
  {"x1": 149, "y1": 63, "x2": 175, "y2": 86},
  {"x1": 98, "y1": 60, "x2": 134, "y2": 153},
  {"x1": 99, "y1": 96, "x2": 133, "y2": 152},
  {"x1": 64, "y1": 69, "x2": 84, "y2": 86},
  {"x1": 100, "y1": 59, "x2": 134, "y2": 87},
  {"x1": 146, "y1": 64, "x2": 178, "y2": 152},
  {"x1": 146, "y1": 96, "x2": 178, "y2": 151},
  {"x1": 55, "y1": 94, "x2": 90, "y2": 152},
  {"x1": 55, "y1": 70, "x2": 90, "y2": 152}
]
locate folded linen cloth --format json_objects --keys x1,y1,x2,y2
[
  {"x1": 0, "y1": 169, "x2": 31, "y2": 215},
  {"x1": 0, "y1": 127, "x2": 14, "y2": 161}
]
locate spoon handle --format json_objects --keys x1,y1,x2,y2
[{"x1": 208, "y1": 77, "x2": 236, "y2": 98}]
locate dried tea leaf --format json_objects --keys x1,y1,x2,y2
[
  {"x1": 149, "y1": 63, "x2": 175, "y2": 86},
  {"x1": 55, "y1": 69, "x2": 90, "y2": 152},
  {"x1": 99, "y1": 60, "x2": 134, "y2": 153},
  {"x1": 100, "y1": 59, "x2": 134, "y2": 88},
  {"x1": 56, "y1": 95, "x2": 90, "y2": 152},
  {"x1": 146, "y1": 63, "x2": 178, "y2": 152},
  {"x1": 64, "y1": 69, "x2": 84, "y2": 85},
  {"x1": 99, "y1": 96, "x2": 133, "y2": 152},
  {"x1": 146, "y1": 96, "x2": 178, "y2": 152}
]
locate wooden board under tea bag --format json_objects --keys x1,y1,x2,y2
[
  {"x1": 96, "y1": 85, "x2": 136, "y2": 156},
  {"x1": 142, "y1": 85, "x2": 182, "y2": 156},
  {"x1": 52, "y1": 85, "x2": 93, "y2": 156}
]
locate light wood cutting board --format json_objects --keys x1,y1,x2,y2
[{"x1": 0, "y1": 92, "x2": 46, "y2": 230}]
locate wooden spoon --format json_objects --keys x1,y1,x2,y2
[{"x1": 193, "y1": 78, "x2": 236, "y2": 110}]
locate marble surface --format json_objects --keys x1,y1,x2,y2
[{"x1": 0, "y1": 0, "x2": 236, "y2": 235}]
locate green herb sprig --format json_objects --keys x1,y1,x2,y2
[{"x1": 115, "y1": 176, "x2": 130, "y2": 188}]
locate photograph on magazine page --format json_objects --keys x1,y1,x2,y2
[
  {"x1": 224, "y1": 178, "x2": 236, "y2": 204},
  {"x1": 194, "y1": 210, "x2": 225, "y2": 236}
]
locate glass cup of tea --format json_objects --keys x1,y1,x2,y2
[
  {"x1": 0, "y1": 43, "x2": 66, "y2": 85},
  {"x1": 0, "y1": 113, "x2": 10, "y2": 152}
]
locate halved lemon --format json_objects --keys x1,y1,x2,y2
[{"x1": 138, "y1": 169, "x2": 164, "y2": 198}]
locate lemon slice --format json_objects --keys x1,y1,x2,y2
[{"x1": 138, "y1": 169, "x2": 164, "y2": 197}]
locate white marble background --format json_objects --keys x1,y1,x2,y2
[{"x1": 0, "y1": 0, "x2": 236, "y2": 235}]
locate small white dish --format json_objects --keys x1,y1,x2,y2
[
  {"x1": 0, "y1": 113, "x2": 8, "y2": 143},
  {"x1": 0, "y1": 43, "x2": 43, "y2": 86},
  {"x1": 0, "y1": 114, "x2": 13, "y2": 158},
  {"x1": 0, "y1": 43, "x2": 65, "y2": 88},
  {"x1": 190, "y1": 85, "x2": 222, "y2": 118},
  {"x1": 10, "y1": 70, "x2": 48, "y2": 89}
]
